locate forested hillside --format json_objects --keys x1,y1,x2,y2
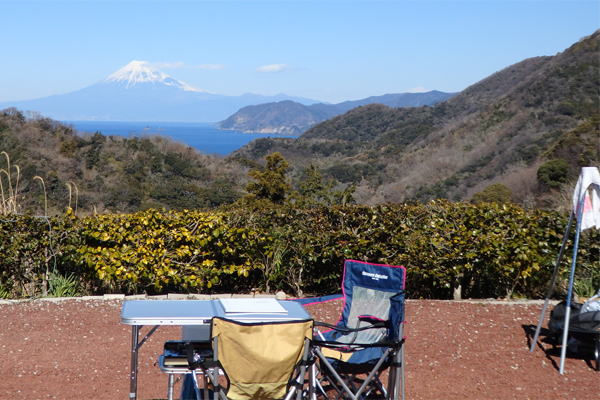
[
  {"x1": 218, "y1": 91, "x2": 455, "y2": 135},
  {"x1": 233, "y1": 31, "x2": 600, "y2": 207},
  {"x1": 1, "y1": 32, "x2": 597, "y2": 214},
  {"x1": 219, "y1": 100, "x2": 329, "y2": 135},
  {"x1": 0, "y1": 109, "x2": 243, "y2": 214}
]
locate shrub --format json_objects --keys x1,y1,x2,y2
[
  {"x1": 0, "y1": 202, "x2": 597, "y2": 300},
  {"x1": 471, "y1": 183, "x2": 513, "y2": 204},
  {"x1": 47, "y1": 270, "x2": 81, "y2": 297},
  {"x1": 0, "y1": 211, "x2": 81, "y2": 298},
  {"x1": 76, "y1": 209, "x2": 265, "y2": 294},
  {"x1": 537, "y1": 159, "x2": 570, "y2": 189},
  {"x1": 246, "y1": 153, "x2": 291, "y2": 204}
]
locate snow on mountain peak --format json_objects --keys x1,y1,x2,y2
[{"x1": 105, "y1": 60, "x2": 203, "y2": 92}]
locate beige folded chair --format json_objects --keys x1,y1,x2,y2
[{"x1": 207, "y1": 317, "x2": 313, "y2": 400}]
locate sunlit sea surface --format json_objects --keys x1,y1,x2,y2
[{"x1": 64, "y1": 121, "x2": 298, "y2": 156}]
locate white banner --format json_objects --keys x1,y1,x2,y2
[{"x1": 572, "y1": 167, "x2": 600, "y2": 231}]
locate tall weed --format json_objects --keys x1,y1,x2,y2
[{"x1": 47, "y1": 270, "x2": 80, "y2": 298}]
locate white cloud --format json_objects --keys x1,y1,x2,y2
[
  {"x1": 256, "y1": 63, "x2": 288, "y2": 73},
  {"x1": 406, "y1": 86, "x2": 429, "y2": 93}
]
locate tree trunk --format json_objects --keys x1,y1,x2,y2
[{"x1": 453, "y1": 275, "x2": 463, "y2": 300}]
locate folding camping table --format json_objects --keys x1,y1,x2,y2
[{"x1": 120, "y1": 299, "x2": 311, "y2": 400}]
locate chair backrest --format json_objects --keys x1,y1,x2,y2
[
  {"x1": 337, "y1": 260, "x2": 406, "y2": 343},
  {"x1": 211, "y1": 317, "x2": 313, "y2": 400}
]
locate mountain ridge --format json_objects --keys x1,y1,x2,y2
[
  {"x1": 218, "y1": 90, "x2": 456, "y2": 134},
  {"x1": 0, "y1": 61, "x2": 318, "y2": 122},
  {"x1": 104, "y1": 60, "x2": 206, "y2": 92},
  {"x1": 0, "y1": 108, "x2": 245, "y2": 213},
  {"x1": 232, "y1": 31, "x2": 600, "y2": 206}
]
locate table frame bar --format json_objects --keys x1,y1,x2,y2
[{"x1": 129, "y1": 324, "x2": 160, "y2": 400}]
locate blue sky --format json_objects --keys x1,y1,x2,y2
[{"x1": 1, "y1": 0, "x2": 598, "y2": 103}]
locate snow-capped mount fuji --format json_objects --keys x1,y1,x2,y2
[
  {"x1": 105, "y1": 60, "x2": 205, "y2": 92},
  {"x1": 0, "y1": 61, "x2": 317, "y2": 122}
]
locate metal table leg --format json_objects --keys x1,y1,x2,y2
[
  {"x1": 128, "y1": 324, "x2": 160, "y2": 400},
  {"x1": 129, "y1": 325, "x2": 140, "y2": 400},
  {"x1": 167, "y1": 374, "x2": 175, "y2": 400}
]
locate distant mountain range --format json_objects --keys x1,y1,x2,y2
[
  {"x1": 2, "y1": 32, "x2": 597, "y2": 211},
  {"x1": 234, "y1": 31, "x2": 600, "y2": 206},
  {"x1": 0, "y1": 61, "x2": 317, "y2": 122},
  {"x1": 218, "y1": 91, "x2": 456, "y2": 134}
]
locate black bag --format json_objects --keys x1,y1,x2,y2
[{"x1": 549, "y1": 301, "x2": 600, "y2": 334}]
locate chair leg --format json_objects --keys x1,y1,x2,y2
[
  {"x1": 191, "y1": 370, "x2": 202, "y2": 400},
  {"x1": 595, "y1": 335, "x2": 599, "y2": 372},
  {"x1": 167, "y1": 373, "x2": 175, "y2": 400},
  {"x1": 202, "y1": 367, "x2": 226, "y2": 400},
  {"x1": 315, "y1": 347, "x2": 394, "y2": 400},
  {"x1": 353, "y1": 348, "x2": 392, "y2": 399},
  {"x1": 401, "y1": 346, "x2": 406, "y2": 400},
  {"x1": 296, "y1": 338, "x2": 310, "y2": 400},
  {"x1": 308, "y1": 363, "x2": 316, "y2": 400},
  {"x1": 203, "y1": 373, "x2": 209, "y2": 399},
  {"x1": 314, "y1": 348, "x2": 357, "y2": 399},
  {"x1": 311, "y1": 362, "x2": 329, "y2": 399},
  {"x1": 387, "y1": 363, "x2": 396, "y2": 399},
  {"x1": 370, "y1": 376, "x2": 387, "y2": 398},
  {"x1": 387, "y1": 346, "x2": 405, "y2": 400}
]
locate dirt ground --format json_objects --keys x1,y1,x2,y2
[{"x1": 0, "y1": 297, "x2": 597, "y2": 400}]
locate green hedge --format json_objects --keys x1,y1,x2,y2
[
  {"x1": 0, "y1": 212, "x2": 80, "y2": 297},
  {"x1": 76, "y1": 210, "x2": 265, "y2": 293},
  {"x1": 0, "y1": 202, "x2": 597, "y2": 299}
]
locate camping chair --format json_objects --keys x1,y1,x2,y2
[
  {"x1": 205, "y1": 316, "x2": 314, "y2": 400},
  {"x1": 311, "y1": 260, "x2": 406, "y2": 400}
]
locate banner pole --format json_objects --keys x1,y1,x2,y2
[
  {"x1": 558, "y1": 194, "x2": 585, "y2": 374},
  {"x1": 529, "y1": 210, "x2": 574, "y2": 352}
]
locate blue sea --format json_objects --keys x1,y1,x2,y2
[{"x1": 64, "y1": 121, "x2": 298, "y2": 156}]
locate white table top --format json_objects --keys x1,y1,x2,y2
[{"x1": 120, "y1": 299, "x2": 311, "y2": 325}]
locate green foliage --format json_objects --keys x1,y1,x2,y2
[
  {"x1": 245, "y1": 152, "x2": 291, "y2": 204},
  {"x1": 47, "y1": 270, "x2": 80, "y2": 297},
  {"x1": 297, "y1": 165, "x2": 328, "y2": 200},
  {"x1": 223, "y1": 201, "x2": 597, "y2": 299},
  {"x1": 233, "y1": 33, "x2": 600, "y2": 207},
  {"x1": 326, "y1": 162, "x2": 380, "y2": 183},
  {"x1": 0, "y1": 283, "x2": 10, "y2": 299},
  {"x1": 471, "y1": 183, "x2": 513, "y2": 204},
  {"x1": 572, "y1": 236, "x2": 600, "y2": 298},
  {"x1": 544, "y1": 116, "x2": 600, "y2": 170},
  {"x1": 84, "y1": 132, "x2": 104, "y2": 169},
  {"x1": 76, "y1": 209, "x2": 265, "y2": 294},
  {"x1": 537, "y1": 159, "x2": 570, "y2": 189},
  {"x1": 0, "y1": 112, "x2": 242, "y2": 214},
  {"x1": 0, "y1": 202, "x2": 597, "y2": 300},
  {"x1": 574, "y1": 279, "x2": 597, "y2": 299},
  {"x1": 59, "y1": 138, "x2": 78, "y2": 157},
  {"x1": 0, "y1": 212, "x2": 81, "y2": 298},
  {"x1": 293, "y1": 165, "x2": 355, "y2": 207}
]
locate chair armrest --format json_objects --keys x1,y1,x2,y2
[
  {"x1": 314, "y1": 318, "x2": 387, "y2": 333},
  {"x1": 314, "y1": 321, "x2": 352, "y2": 333},
  {"x1": 357, "y1": 315, "x2": 388, "y2": 328}
]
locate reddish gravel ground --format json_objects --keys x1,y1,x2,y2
[{"x1": 0, "y1": 298, "x2": 597, "y2": 399}]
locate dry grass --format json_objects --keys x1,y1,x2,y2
[
  {"x1": 33, "y1": 176, "x2": 48, "y2": 216},
  {"x1": 0, "y1": 151, "x2": 20, "y2": 215}
]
